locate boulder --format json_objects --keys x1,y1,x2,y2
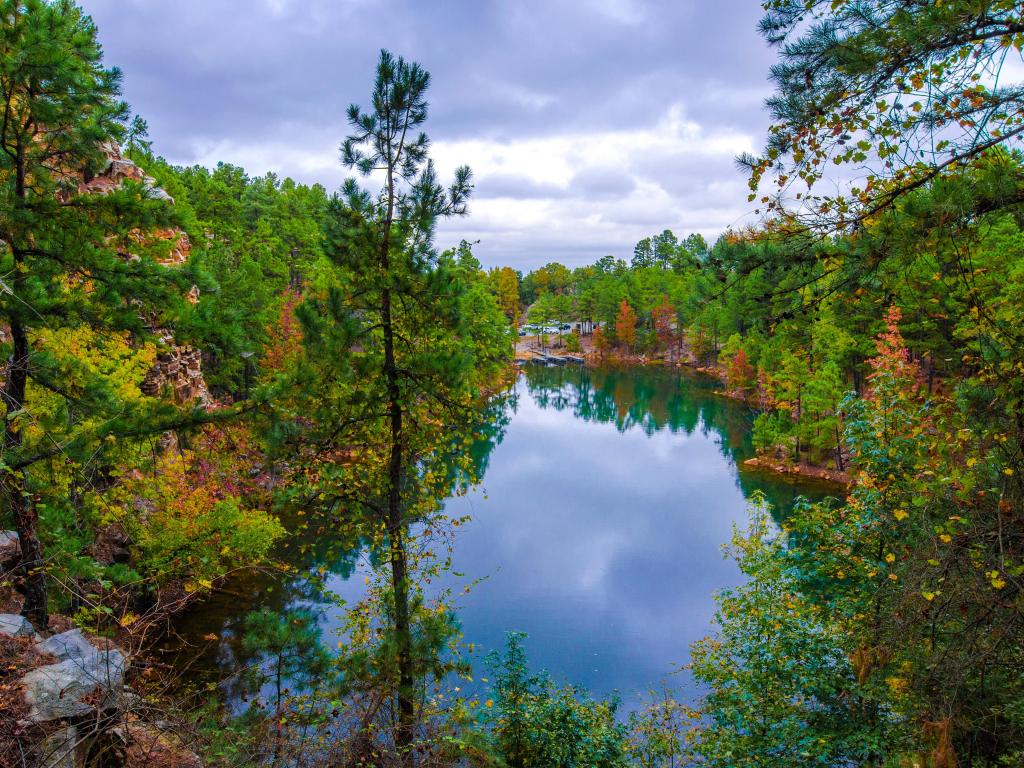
[
  {"x1": 0, "y1": 529, "x2": 19, "y2": 564},
  {"x1": 0, "y1": 613, "x2": 36, "y2": 639},
  {"x1": 145, "y1": 184, "x2": 174, "y2": 204},
  {"x1": 22, "y1": 647, "x2": 127, "y2": 721},
  {"x1": 37, "y1": 724, "x2": 79, "y2": 768},
  {"x1": 35, "y1": 629, "x2": 97, "y2": 661}
]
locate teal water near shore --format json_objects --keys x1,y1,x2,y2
[{"x1": 166, "y1": 363, "x2": 836, "y2": 707}]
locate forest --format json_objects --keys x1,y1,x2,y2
[{"x1": 1, "y1": 0, "x2": 1024, "y2": 766}]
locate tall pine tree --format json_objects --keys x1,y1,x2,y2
[
  {"x1": 0, "y1": 0, "x2": 199, "y2": 625},
  {"x1": 291, "y1": 49, "x2": 504, "y2": 761}
]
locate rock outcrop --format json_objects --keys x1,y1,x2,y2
[
  {"x1": 0, "y1": 612, "x2": 39, "y2": 639},
  {"x1": 2, "y1": 619, "x2": 204, "y2": 767},
  {"x1": 37, "y1": 724, "x2": 78, "y2": 768},
  {"x1": 22, "y1": 629, "x2": 127, "y2": 722},
  {"x1": 78, "y1": 144, "x2": 211, "y2": 407},
  {"x1": 141, "y1": 345, "x2": 209, "y2": 405},
  {"x1": 1, "y1": 529, "x2": 19, "y2": 565}
]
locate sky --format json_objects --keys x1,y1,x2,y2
[{"x1": 79, "y1": 0, "x2": 778, "y2": 271}]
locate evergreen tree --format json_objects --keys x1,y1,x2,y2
[
  {"x1": 632, "y1": 237, "x2": 654, "y2": 269},
  {"x1": 0, "y1": 0, "x2": 198, "y2": 625},
  {"x1": 745, "y1": 0, "x2": 1024, "y2": 229},
  {"x1": 291, "y1": 49, "x2": 503, "y2": 760}
]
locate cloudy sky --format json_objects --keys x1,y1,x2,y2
[{"x1": 79, "y1": 0, "x2": 777, "y2": 271}]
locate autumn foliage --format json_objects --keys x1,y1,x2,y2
[
  {"x1": 592, "y1": 325, "x2": 610, "y2": 359},
  {"x1": 651, "y1": 294, "x2": 675, "y2": 354},
  {"x1": 261, "y1": 289, "x2": 306, "y2": 374},
  {"x1": 615, "y1": 299, "x2": 637, "y2": 351},
  {"x1": 725, "y1": 348, "x2": 755, "y2": 394}
]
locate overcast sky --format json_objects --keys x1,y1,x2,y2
[{"x1": 79, "y1": 0, "x2": 777, "y2": 271}]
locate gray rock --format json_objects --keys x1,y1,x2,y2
[
  {"x1": 0, "y1": 613, "x2": 36, "y2": 639},
  {"x1": 146, "y1": 186, "x2": 174, "y2": 203},
  {"x1": 0, "y1": 530, "x2": 18, "y2": 563},
  {"x1": 22, "y1": 648, "x2": 126, "y2": 721},
  {"x1": 34, "y1": 629, "x2": 96, "y2": 662},
  {"x1": 37, "y1": 724, "x2": 79, "y2": 768}
]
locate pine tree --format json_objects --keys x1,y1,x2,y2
[
  {"x1": 745, "y1": 0, "x2": 1024, "y2": 229},
  {"x1": 0, "y1": 0, "x2": 197, "y2": 626},
  {"x1": 293, "y1": 49, "x2": 486, "y2": 760}
]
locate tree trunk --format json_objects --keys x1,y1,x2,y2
[
  {"x1": 383, "y1": 299, "x2": 415, "y2": 758},
  {"x1": 3, "y1": 230, "x2": 48, "y2": 626},
  {"x1": 380, "y1": 153, "x2": 416, "y2": 761},
  {"x1": 834, "y1": 421, "x2": 845, "y2": 472}
]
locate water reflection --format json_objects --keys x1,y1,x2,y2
[
  {"x1": 167, "y1": 363, "x2": 834, "y2": 708},
  {"x1": 440, "y1": 364, "x2": 828, "y2": 703}
]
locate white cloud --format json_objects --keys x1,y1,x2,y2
[
  {"x1": 591, "y1": 0, "x2": 648, "y2": 26},
  {"x1": 175, "y1": 103, "x2": 758, "y2": 271},
  {"x1": 431, "y1": 104, "x2": 759, "y2": 267}
]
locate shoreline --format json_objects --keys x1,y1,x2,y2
[{"x1": 514, "y1": 340, "x2": 850, "y2": 488}]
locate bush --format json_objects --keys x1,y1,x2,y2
[
  {"x1": 752, "y1": 411, "x2": 790, "y2": 457},
  {"x1": 480, "y1": 633, "x2": 629, "y2": 767}
]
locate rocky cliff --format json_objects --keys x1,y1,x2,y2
[{"x1": 81, "y1": 144, "x2": 210, "y2": 407}]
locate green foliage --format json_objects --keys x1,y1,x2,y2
[
  {"x1": 479, "y1": 633, "x2": 629, "y2": 768},
  {"x1": 273, "y1": 49, "x2": 512, "y2": 759},
  {"x1": 751, "y1": 411, "x2": 789, "y2": 457},
  {"x1": 624, "y1": 690, "x2": 690, "y2": 768},
  {"x1": 695, "y1": 293, "x2": 1024, "y2": 765},
  {"x1": 240, "y1": 608, "x2": 332, "y2": 710},
  {"x1": 565, "y1": 328, "x2": 581, "y2": 354},
  {"x1": 146, "y1": 160, "x2": 331, "y2": 393},
  {"x1": 0, "y1": 0, "x2": 205, "y2": 624},
  {"x1": 689, "y1": 497, "x2": 903, "y2": 767},
  {"x1": 136, "y1": 496, "x2": 282, "y2": 587},
  {"x1": 746, "y1": 0, "x2": 1024, "y2": 229}
]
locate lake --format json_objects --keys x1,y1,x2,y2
[{"x1": 166, "y1": 363, "x2": 835, "y2": 708}]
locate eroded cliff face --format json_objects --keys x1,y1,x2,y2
[
  {"x1": 82, "y1": 144, "x2": 211, "y2": 406},
  {"x1": 81, "y1": 143, "x2": 193, "y2": 267},
  {"x1": 141, "y1": 343, "x2": 207, "y2": 405}
]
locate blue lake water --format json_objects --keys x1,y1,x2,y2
[{"x1": 169, "y1": 364, "x2": 833, "y2": 707}]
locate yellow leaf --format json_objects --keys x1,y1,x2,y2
[
  {"x1": 893, "y1": 509, "x2": 908, "y2": 521},
  {"x1": 922, "y1": 592, "x2": 935, "y2": 602}
]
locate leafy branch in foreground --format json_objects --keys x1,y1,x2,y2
[{"x1": 745, "y1": 0, "x2": 1024, "y2": 231}]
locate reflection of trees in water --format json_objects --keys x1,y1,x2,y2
[
  {"x1": 523, "y1": 363, "x2": 748, "y2": 452},
  {"x1": 168, "y1": 371, "x2": 829, "y2": 695},
  {"x1": 167, "y1": 390, "x2": 515, "y2": 693},
  {"x1": 522, "y1": 363, "x2": 833, "y2": 514}
]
